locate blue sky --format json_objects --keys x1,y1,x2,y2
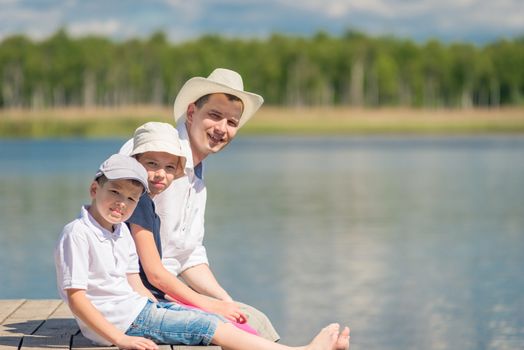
[{"x1": 1, "y1": 0, "x2": 523, "y2": 44}]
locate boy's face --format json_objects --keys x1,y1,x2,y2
[
  {"x1": 186, "y1": 93, "x2": 243, "y2": 164},
  {"x1": 136, "y1": 151, "x2": 183, "y2": 196},
  {"x1": 89, "y1": 178, "x2": 143, "y2": 231}
]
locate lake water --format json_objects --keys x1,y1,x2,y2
[{"x1": 1, "y1": 135, "x2": 523, "y2": 349}]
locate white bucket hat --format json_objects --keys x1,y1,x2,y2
[
  {"x1": 173, "y1": 68, "x2": 264, "y2": 128},
  {"x1": 130, "y1": 122, "x2": 187, "y2": 176}
]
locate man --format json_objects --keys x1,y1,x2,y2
[{"x1": 121, "y1": 68, "x2": 279, "y2": 341}]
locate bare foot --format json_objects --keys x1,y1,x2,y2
[
  {"x1": 335, "y1": 327, "x2": 350, "y2": 350},
  {"x1": 305, "y1": 323, "x2": 340, "y2": 350}
]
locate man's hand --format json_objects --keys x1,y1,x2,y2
[{"x1": 114, "y1": 334, "x2": 158, "y2": 350}]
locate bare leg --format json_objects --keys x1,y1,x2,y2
[
  {"x1": 303, "y1": 323, "x2": 340, "y2": 350},
  {"x1": 212, "y1": 322, "x2": 343, "y2": 350},
  {"x1": 335, "y1": 327, "x2": 350, "y2": 350}
]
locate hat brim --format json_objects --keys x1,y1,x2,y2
[
  {"x1": 130, "y1": 141, "x2": 187, "y2": 178},
  {"x1": 173, "y1": 77, "x2": 264, "y2": 128},
  {"x1": 95, "y1": 169, "x2": 150, "y2": 194}
]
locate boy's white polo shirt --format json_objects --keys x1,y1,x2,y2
[{"x1": 54, "y1": 206, "x2": 148, "y2": 346}]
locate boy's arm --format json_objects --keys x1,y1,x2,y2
[
  {"x1": 130, "y1": 223, "x2": 246, "y2": 323},
  {"x1": 127, "y1": 273, "x2": 157, "y2": 302},
  {"x1": 66, "y1": 289, "x2": 158, "y2": 350}
]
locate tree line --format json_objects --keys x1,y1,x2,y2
[{"x1": 1, "y1": 29, "x2": 523, "y2": 109}]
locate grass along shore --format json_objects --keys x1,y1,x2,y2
[{"x1": 1, "y1": 105, "x2": 523, "y2": 138}]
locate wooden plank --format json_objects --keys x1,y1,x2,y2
[
  {"x1": 31, "y1": 301, "x2": 78, "y2": 336},
  {"x1": 21, "y1": 334, "x2": 72, "y2": 350},
  {"x1": 72, "y1": 333, "x2": 221, "y2": 349},
  {"x1": 21, "y1": 301, "x2": 79, "y2": 350},
  {"x1": 0, "y1": 300, "x2": 62, "y2": 350},
  {"x1": 71, "y1": 333, "x2": 117, "y2": 350},
  {"x1": 0, "y1": 300, "x2": 26, "y2": 324},
  {"x1": 0, "y1": 300, "x2": 25, "y2": 350},
  {"x1": 0, "y1": 300, "x2": 27, "y2": 349},
  {"x1": 3, "y1": 300, "x2": 61, "y2": 324},
  {"x1": 50, "y1": 302, "x2": 74, "y2": 318},
  {"x1": 0, "y1": 301, "x2": 221, "y2": 350},
  {"x1": 0, "y1": 335, "x2": 20, "y2": 350}
]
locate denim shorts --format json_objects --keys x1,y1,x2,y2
[{"x1": 125, "y1": 300, "x2": 225, "y2": 345}]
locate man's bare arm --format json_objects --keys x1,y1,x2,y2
[{"x1": 180, "y1": 263, "x2": 233, "y2": 302}]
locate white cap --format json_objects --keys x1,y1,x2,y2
[{"x1": 95, "y1": 154, "x2": 149, "y2": 193}]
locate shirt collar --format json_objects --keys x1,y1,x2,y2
[
  {"x1": 194, "y1": 162, "x2": 203, "y2": 180},
  {"x1": 80, "y1": 205, "x2": 124, "y2": 241}
]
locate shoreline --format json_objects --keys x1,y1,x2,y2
[{"x1": 1, "y1": 106, "x2": 523, "y2": 138}]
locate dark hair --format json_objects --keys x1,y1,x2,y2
[
  {"x1": 95, "y1": 174, "x2": 108, "y2": 186},
  {"x1": 194, "y1": 93, "x2": 243, "y2": 109}
]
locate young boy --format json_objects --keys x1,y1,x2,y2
[
  {"x1": 55, "y1": 146, "x2": 350, "y2": 349},
  {"x1": 54, "y1": 154, "x2": 157, "y2": 348}
]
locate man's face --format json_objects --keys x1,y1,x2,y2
[{"x1": 186, "y1": 93, "x2": 244, "y2": 164}]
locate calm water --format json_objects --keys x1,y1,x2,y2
[{"x1": 1, "y1": 135, "x2": 523, "y2": 349}]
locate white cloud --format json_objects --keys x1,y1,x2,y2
[
  {"x1": 285, "y1": 0, "x2": 524, "y2": 26},
  {"x1": 67, "y1": 19, "x2": 124, "y2": 38},
  {"x1": 0, "y1": 0, "x2": 522, "y2": 43},
  {"x1": 282, "y1": 0, "x2": 397, "y2": 18},
  {"x1": 162, "y1": 0, "x2": 184, "y2": 7},
  {"x1": 466, "y1": 1, "x2": 524, "y2": 30},
  {"x1": 0, "y1": 2, "x2": 63, "y2": 40},
  {"x1": 276, "y1": 0, "x2": 523, "y2": 40}
]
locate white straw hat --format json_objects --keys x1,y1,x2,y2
[
  {"x1": 130, "y1": 122, "x2": 186, "y2": 175},
  {"x1": 95, "y1": 154, "x2": 149, "y2": 193},
  {"x1": 173, "y1": 68, "x2": 264, "y2": 128}
]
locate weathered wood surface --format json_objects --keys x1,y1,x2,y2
[{"x1": 0, "y1": 300, "x2": 220, "y2": 350}]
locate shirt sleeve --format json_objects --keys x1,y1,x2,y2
[
  {"x1": 178, "y1": 180, "x2": 209, "y2": 272},
  {"x1": 127, "y1": 194, "x2": 156, "y2": 232},
  {"x1": 180, "y1": 244, "x2": 209, "y2": 272},
  {"x1": 56, "y1": 228, "x2": 89, "y2": 290}
]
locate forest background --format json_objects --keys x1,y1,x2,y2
[{"x1": 1, "y1": 30, "x2": 523, "y2": 137}]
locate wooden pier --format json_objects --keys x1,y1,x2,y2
[{"x1": 0, "y1": 300, "x2": 221, "y2": 350}]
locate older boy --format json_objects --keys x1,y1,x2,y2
[
  {"x1": 54, "y1": 152, "x2": 351, "y2": 350},
  {"x1": 127, "y1": 121, "x2": 256, "y2": 334}
]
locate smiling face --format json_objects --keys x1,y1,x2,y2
[
  {"x1": 186, "y1": 93, "x2": 244, "y2": 165},
  {"x1": 88, "y1": 178, "x2": 143, "y2": 231},
  {"x1": 135, "y1": 151, "x2": 183, "y2": 196}
]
